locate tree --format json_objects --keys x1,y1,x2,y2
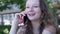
[{"x1": 0, "y1": 0, "x2": 25, "y2": 11}]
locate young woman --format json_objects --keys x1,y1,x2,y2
[{"x1": 9, "y1": 0, "x2": 58, "y2": 34}]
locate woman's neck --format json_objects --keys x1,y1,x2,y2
[
  {"x1": 31, "y1": 19, "x2": 41, "y2": 34},
  {"x1": 31, "y1": 19, "x2": 41, "y2": 29}
]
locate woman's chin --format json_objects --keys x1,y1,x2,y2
[
  {"x1": 29, "y1": 17, "x2": 39, "y2": 21},
  {"x1": 29, "y1": 18, "x2": 36, "y2": 21}
]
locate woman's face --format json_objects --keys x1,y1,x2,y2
[{"x1": 25, "y1": 0, "x2": 41, "y2": 21}]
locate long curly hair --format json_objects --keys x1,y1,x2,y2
[{"x1": 23, "y1": 0, "x2": 58, "y2": 34}]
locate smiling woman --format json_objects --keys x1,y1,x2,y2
[{"x1": 9, "y1": 0, "x2": 59, "y2": 34}]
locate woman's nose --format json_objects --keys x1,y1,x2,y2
[{"x1": 29, "y1": 8, "x2": 33, "y2": 12}]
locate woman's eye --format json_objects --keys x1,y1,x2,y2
[
  {"x1": 26, "y1": 7, "x2": 29, "y2": 8},
  {"x1": 34, "y1": 6, "x2": 39, "y2": 8}
]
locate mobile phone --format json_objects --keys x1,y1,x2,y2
[{"x1": 24, "y1": 14, "x2": 28, "y2": 25}]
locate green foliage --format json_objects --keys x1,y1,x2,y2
[
  {"x1": 45, "y1": 0, "x2": 56, "y2": 16},
  {"x1": 0, "y1": 25, "x2": 11, "y2": 34},
  {"x1": 57, "y1": 0, "x2": 60, "y2": 4},
  {"x1": 0, "y1": 0, "x2": 25, "y2": 11}
]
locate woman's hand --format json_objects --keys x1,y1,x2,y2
[
  {"x1": 9, "y1": 11, "x2": 26, "y2": 34},
  {"x1": 14, "y1": 11, "x2": 26, "y2": 24}
]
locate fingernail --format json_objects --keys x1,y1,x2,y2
[{"x1": 17, "y1": 15, "x2": 20, "y2": 19}]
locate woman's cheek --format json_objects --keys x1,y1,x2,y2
[{"x1": 25, "y1": 9, "x2": 30, "y2": 13}]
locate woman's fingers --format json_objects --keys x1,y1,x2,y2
[
  {"x1": 15, "y1": 11, "x2": 26, "y2": 24},
  {"x1": 18, "y1": 14, "x2": 24, "y2": 20}
]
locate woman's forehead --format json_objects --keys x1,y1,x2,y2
[
  {"x1": 26, "y1": 0, "x2": 40, "y2": 5},
  {"x1": 27, "y1": 0, "x2": 39, "y2": 2}
]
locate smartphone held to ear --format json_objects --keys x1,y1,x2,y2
[
  {"x1": 24, "y1": 14, "x2": 27, "y2": 24},
  {"x1": 16, "y1": 14, "x2": 27, "y2": 24}
]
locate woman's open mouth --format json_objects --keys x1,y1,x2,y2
[{"x1": 28, "y1": 13, "x2": 35, "y2": 16}]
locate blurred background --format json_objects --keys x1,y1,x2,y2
[{"x1": 0, "y1": 0, "x2": 60, "y2": 34}]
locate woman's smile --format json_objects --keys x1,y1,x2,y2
[{"x1": 28, "y1": 12, "x2": 36, "y2": 16}]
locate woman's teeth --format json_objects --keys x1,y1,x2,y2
[{"x1": 29, "y1": 13, "x2": 35, "y2": 16}]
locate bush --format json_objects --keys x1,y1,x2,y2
[{"x1": 0, "y1": 25, "x2": 11, "y2": 34}]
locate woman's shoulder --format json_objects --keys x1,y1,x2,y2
[{"x1": 42, "y1": 25, "x2": 56, "y2": 34}]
